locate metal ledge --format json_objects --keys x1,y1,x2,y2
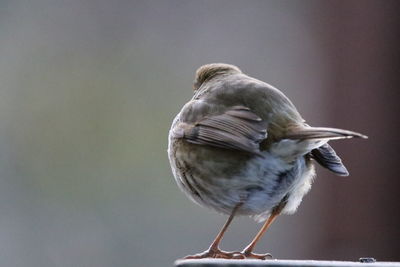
[{"x1": 175, "y1": 259, "x2": 400, "y2": 267}]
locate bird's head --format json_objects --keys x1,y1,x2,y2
[{"x1": 193, "y1": 63, "x2": 242, "y2": 90}]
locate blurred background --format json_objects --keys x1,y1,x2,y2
[{"x1": 0, "y1": 0, "x2": 399, "y2": 266}]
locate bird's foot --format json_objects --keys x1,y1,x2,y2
[
  {"x1": 183, "y1": 247, "x2": 241, "y2": 259},
  {"x1": 231, "y1": 250, "x2": 273, "y2": 260}
]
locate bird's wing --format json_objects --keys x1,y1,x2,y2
[
  {"x1": 311, "y1": 143, "x2": 349, "y2": 176},
  {"x1": 172, "y1": 106, "x2": 267, "y2": 155}
]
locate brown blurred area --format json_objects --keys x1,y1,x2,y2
[
  {"x1": 0, "y1": 0, "x2": 399, "y2": 266},
  {"x1": 317, "y1": 0, "x2": 400, "y2": 260}
]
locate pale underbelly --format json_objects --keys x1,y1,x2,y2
[{"x1": 170, "y1": 142, "x2": 315, "y2": 221}]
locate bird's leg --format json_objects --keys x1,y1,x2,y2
[
  {"x1": 184, "y1": 203, "x2": 243, "y2": 259},
  {"x1": 234, "y1": 211, "x2": 278, "y2": 259},
  {"x1": 233, "y1": 199, "x2": 286, "y2": 260}
]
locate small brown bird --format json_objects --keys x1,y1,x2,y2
[{"x1": 168, "y1": 63, "x2": 367, "y2": 260}]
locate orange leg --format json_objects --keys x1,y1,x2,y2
[
  {"x1": 184, "y1": 203, "x2": 242, "y2": 259},
  {"x1": 233, "y1": 200, "x2": 286, "y2": 260}
]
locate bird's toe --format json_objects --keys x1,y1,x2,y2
[{"x1": 183, "y1": 248, "x2": 241, "y2": 259}]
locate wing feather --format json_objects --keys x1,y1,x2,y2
[{"x1": 177, "y1": 106, "x2": 267, "y2": 155}]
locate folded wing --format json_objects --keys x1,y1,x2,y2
[{"x1": 173, "y1": 106, "x2": 267, "y2": 155}]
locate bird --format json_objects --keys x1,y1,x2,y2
[{"x1": 167, "y1": 63, "x2": 367, "y2": 260}]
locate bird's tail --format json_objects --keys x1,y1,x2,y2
[
  {"x1": 285, "y1": 126, "x2": 367, "y2": 177},
  {"x1": 271, "y1": 126, "x2": 367, "y2": 162},
  {"x1": 285, "y1": 126, "x2": 368, "y2": 142}
]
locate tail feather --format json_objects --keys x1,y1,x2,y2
[
  {"x1": 311, "y1": 143, "x2": 349, "y2": 176},
  {"x1": 285, "y1": 127, "x2": 368, "y2": 141},
  {"x1": 270, "y1": 126, "x2": 367, "y2": 161}
]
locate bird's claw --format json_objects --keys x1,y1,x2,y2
[
  {"x1": 183, "y1": 248, "x2": 272, "y2": 260},
  {"x1": 183, "y1": 248, "x2": 241, "y2": 259},
  {"x1": 231, "y1": 251, "x2": 273, "y2": 260}
]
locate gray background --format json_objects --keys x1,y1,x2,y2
[{"x1": 0, "y1": 1, "x2": 399, "y2": 266}]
